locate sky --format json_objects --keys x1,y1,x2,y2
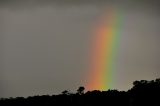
[{"x1": 0, "y1": 0, "x2": 160, "y2": 98}]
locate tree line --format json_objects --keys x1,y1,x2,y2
[{"x1": 0, "y1": 78, "x2": 160, "y2": 106}]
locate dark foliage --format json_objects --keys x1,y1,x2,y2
[{"x1": 0, "y1": 78, "x2": 160, "y2": 106}]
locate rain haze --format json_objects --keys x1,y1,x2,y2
[{"x1": 0, "y1": 0, "x2": 160, "y2": 98}]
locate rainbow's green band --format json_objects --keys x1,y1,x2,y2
[{"x1": 87, "y1": 9, "x2": 123, "y2": 91}]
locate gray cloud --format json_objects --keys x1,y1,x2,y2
[{"x1": 0, "y1": 0, "x2": 159, "y2": 9}]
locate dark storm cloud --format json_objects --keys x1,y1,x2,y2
[
  {"x1": 0, "y1": 0, "x2": 159, "y2": 6},
  {"x1": 0, "y1": 0, "x2": 160, "y2": 13},
  {"x1": 0, "y1": 0, "x2": 107, "y2": 7},
  {"x1": 0, "y1": 8, "x2": 5, "y2": 97}
]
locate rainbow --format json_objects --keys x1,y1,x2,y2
[{"x1": 86, "y1": 9, "x2": 123, "y2": 91}]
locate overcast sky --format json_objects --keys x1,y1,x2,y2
[{"x1": 0, "y1": 0, "x2": 160, "y2": 98}]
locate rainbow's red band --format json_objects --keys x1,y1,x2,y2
[{"x1": 86, "y1": 9, "x2": 123, "y2": 91}]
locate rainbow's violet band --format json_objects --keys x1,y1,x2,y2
[{"x1": 86, "y1": 10, "x2": 123, "y2": 91}]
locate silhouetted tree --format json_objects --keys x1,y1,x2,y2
[{"x1": 77, "y1": 86, "x2": 85, "y2": 95}]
